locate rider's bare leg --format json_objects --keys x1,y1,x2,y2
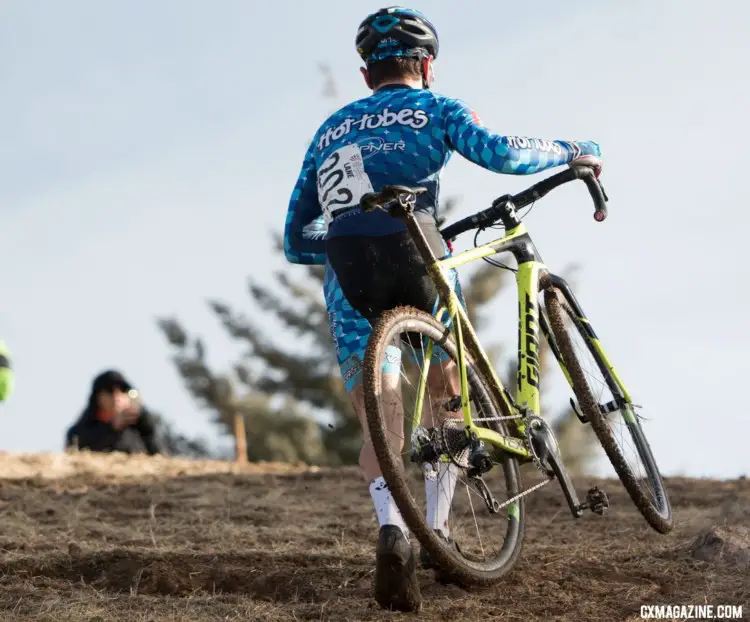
[
  {"x1": 354, "y1": 347, "x2": 461, "y2": 478},
  {"x1": 353, "y1": 342, "x2": 462, "y2": 537},
  {"x1": 350, "y1": 348, "x2": 408, "y2": 534},
  {"x1": 353, "y1": 377, "x2": 404, "y2": 483}
]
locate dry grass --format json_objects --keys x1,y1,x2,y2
[
  {"x1": 0, "y1": 451, "x2": 747, "y2": 621},
  {"x1": 0, "y1": 450, "x2": 321, "y2": 482}
]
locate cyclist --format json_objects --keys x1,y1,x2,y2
[
  {"x1": 0, "y1": 340, "x2": 14, "y2": 403},
  {"x1": 283, "y1": 6, "x2": 602, "y2": 611}
]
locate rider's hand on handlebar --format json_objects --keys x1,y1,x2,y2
[
  {"x1": 570, "y1": 141, "x2": 602, "y2": 178},
  {"x1": 570, "y1": 154, "x2": 602, "y2": 179}
]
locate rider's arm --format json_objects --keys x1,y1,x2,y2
[
  {"x1": 283, "y1": 141, "x2": 327, "y2": 266},
  {"x1": 442, "y1": 97, "x2": 600, "y2": 175}
]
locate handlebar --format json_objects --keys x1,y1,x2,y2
[
  {"x1": 440, "y1": 165, "x2": 608, "y2": 241},
  {"x1": 359, "y1": 164, "x2": 609, "y2": 242}
]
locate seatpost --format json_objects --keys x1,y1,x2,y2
[{"x1": 404, "y1": 212, "x2": 455, "y2": 307}]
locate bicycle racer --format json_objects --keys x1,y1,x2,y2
[{"x1": 283, "y1": 6, "x2": 602, "y2": 612}]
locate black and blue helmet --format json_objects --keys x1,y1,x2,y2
[{"x1": 355, "y1": 7, "x2": 439, "y2": 65}]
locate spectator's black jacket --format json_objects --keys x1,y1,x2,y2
[{"x1": 65, "y1": 405, "x2": 163, "y2": 455}]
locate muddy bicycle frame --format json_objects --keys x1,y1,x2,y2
[{"x1": 362, "y1": 166, "x2": 618, "y2": 462}]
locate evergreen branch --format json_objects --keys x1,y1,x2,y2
[
  {"x1": 247, "y1": 279, "x2": 327, "y2": 342},
  {"x1": 209, "y1": 300, "x2": 331, "y2": 382},
  {"x1": 306, "y1": 264, "x2": 326, "y2": 285},
  {"x1": 462, "y1": 261, "x2": 509, "y2": 330}
]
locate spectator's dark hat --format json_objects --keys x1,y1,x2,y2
[{"x1": 91, "y1": 370, "x2": 133, "y2": 394}]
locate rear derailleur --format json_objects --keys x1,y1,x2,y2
[
  {"x1": 466, "y1": 435, "x2": 501, "y2": 514},
  {"x1": 411, "y1": 423, "x2": 501, "y2": 514}
]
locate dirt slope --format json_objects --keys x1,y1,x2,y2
[{"x1": 0, "y1": 451, "x2": 747, "y2": 621}]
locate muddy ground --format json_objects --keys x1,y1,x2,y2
[{"x1": 0, "y1": 452, "x2": 747, "y2": 621}]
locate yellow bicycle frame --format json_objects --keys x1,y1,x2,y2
[{"x1": 400, "y1": 203, "x2": 631, "y2": 460}]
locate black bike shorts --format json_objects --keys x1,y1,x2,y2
[{"x1": 323, "y1": 219, "x2": 465, "y2": 392}]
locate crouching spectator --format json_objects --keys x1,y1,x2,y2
[
  {"x1": 65, "y1": 370, "x2": 164, "y2": 455},
  {"x1": 0, "y1": 340, "x2": 13, "y2": 403}
]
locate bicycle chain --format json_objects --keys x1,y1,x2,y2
[
  {"x1": 473, "y1": 407, "x2": 551, "y2": 476},
  {"x1": 487, "y1": 475, "x2": 554, "y2": 512},
  {"x1": 439, "y1": 400, "x2": 555, "y2": 508},
  {"x1": 468, "y1": 409, "x2": 555, "y2": 509},
  {"x1": 471, "y1": 414, "x2": 524, "y2": 422}
]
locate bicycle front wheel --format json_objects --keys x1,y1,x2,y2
[
  {"x1": 544, "y1": 287, "x2": 673, "y2": 534},
  {"x1": 362, "y1": 305, "x2": 525, "y2": 587}
]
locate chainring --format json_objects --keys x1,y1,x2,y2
[{"x1": 524, "y1": 414, "x2": 556, "y2": 476}]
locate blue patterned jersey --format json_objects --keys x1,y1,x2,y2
[{"x1": 284, "y1": 84, "x2": 600, "y2": 265}]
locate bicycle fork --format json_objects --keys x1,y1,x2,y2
[{"x1": 533, "y1": 273, "x2": 610, "y2": 518}]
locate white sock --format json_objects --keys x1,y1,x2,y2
[
  {"x1": 369, "y1": 476, "x2": 409, "y2": 538},
  {"x1": 426, "y1": 462, "x2": 458, "y2": 537}
]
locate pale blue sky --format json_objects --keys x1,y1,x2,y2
[{"x1": 1, "y1": 1, "x2": 747, "y2": 477}]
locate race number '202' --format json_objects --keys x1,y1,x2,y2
[{"x1": 317, "y1": 144, "x2": 374, "y2": 222}]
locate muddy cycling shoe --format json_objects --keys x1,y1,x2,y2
[
  {"x1": 420, "y1": 529, "x2": 463, "y2": 584},
  {"x1": 374, "y1": 525, "x2": 422, "y2": 612},
  {"x1": 419, "y1": 528, "x2": 461, "y2": 568}
]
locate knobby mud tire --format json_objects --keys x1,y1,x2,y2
[
  {"x1": 544, "y1": 289, "x2": 673, "y2": 534},
  {"x1": 362, "y1": 305, "x2": 525, "y2": 586}
]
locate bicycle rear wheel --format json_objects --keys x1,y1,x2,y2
[
  {"x1": 544, "y1": 287, "x2": 673, "y2": 534},
  {"x1": 362, "y1": 305, "x2": 525, "y2": 586}
]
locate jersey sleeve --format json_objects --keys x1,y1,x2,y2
[
  {"x1": 442, "y1": 98, "x2": 585, "y2": 175},
  {"x1": 283, "y1": 140, "x2": 327, "y2": 265}
]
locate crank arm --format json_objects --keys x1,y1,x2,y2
[
  {"x1": 546, "y1": 449, "x2": 583, "y2": 518},
  {"x1": 546, "y1": 450, "x2": 609, "y2": 518},
  {"x1": 528, "y1": 416, "x2": 582, "y2": 518}
]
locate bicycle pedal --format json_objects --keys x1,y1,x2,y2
[
  {"x1": 570, "y1": 398, "x2": 589, "y2": 424},
  {"x1": 584, "y1": 486, "x2": 609, "y2": 515}
]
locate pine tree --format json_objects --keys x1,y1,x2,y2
[
  {"x1": 149, "y1": 410, "x2": 215, "y2": 459},
  {"x1": 157, "y1": 316, "x2": 330, "y2": 464}
]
